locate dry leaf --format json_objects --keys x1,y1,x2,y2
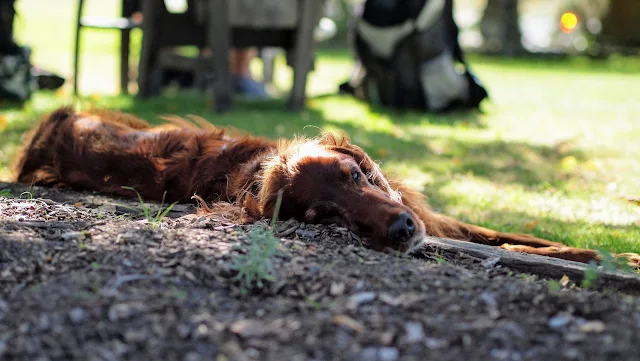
[
  {"x1": 331, "y1": 314, "x2": 365, "y2": 333},
  {"x1": 525, "y1": 219, "x2": 538, "y2": 230}
]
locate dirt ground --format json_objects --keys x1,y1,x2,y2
[{"x1": 1, "y1": 182, "x2": 639, "y2": 361}]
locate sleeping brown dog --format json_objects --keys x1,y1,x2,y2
[{"x1": 14, "y1": 107, "x2": 639, "y2": 265}]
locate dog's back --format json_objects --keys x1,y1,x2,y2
[
  {"x1": 15, "y1": 108, "x2": 202, "y2": 200},
  {"x1": 14, "y1": 107, "x2": 276, "y2": 203}
]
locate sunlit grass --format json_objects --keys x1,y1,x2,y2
[{"x1": 2, "y1": 0, "x2": 639, "y2": 254}]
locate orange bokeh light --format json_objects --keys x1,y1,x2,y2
[{"x1": 560, "y1": 12, "x2": 579, "y2": 33}]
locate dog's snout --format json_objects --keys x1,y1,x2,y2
[{"x1": 388, "y1": 212, "x2": 416, "y2": 242}]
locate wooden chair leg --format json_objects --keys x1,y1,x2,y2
[
  {"x1": 120, "y1": 28, "x2": 131, "y2": 95},
  {"x1": 137, "y1": 0, "x2": 157, "y2": 98},
  {"x1": 207, "y1": 0, "x2": 232, "y2": 113},
  {"x1": 288, "y1": 0, "x2": 324, "y2": 110}
]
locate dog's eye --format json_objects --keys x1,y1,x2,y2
[{"x1": 351, "y1": 169, "x2": 361, "y2": 183}]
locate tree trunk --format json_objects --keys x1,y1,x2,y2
[
  {"x1": 480, "y1": 0, "x2": 524, "y2": 55},
  {"x1": 600, "y1": 0, "x2": 640, "y2": 49}
]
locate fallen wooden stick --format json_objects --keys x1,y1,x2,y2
[{"x1": 418, "y1": 236, "x2": 640, "y2": 294}]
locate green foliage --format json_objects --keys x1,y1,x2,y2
[
  {"x1": 307, "y1": 298, "x2": 324, "y2": 311},
  {"x1": 547, "y1": 279, "x2": 561, "y2": 292},
  {"x1": 231, "y1": 190, "x2": 283, "y2": 295},
  {"x1": 167, "y1": 285, "x2": 187, "y2": 300},
  {"x1": 0, "y1": 188, "x2": 12, "y2": 197},
  {"x1": 581, "y1": 262, "x2": 600, "y2": 289},
  {"x1": 581, "y1": 249, "x2": 634, "y2": 288},
  {"x1": 231, "y1": 223, "x2": 280, "y2": 294},
  {"x1": 121, "y1": 186, "x2": 177, "y2": 228},
  {"x1": 596, "y1": 248, "x2": 633, "y2": 273},
  {"x1": 423, "y1": 251, "x2": 446, "y2": 265}
]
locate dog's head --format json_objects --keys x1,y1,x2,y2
[{"x1": 256, "y1": 133, "x2": 426, "y2": 253}]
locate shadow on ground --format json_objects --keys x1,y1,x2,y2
[{"x1": 1, "y1": 184, "x2": 640, "y2": 360}]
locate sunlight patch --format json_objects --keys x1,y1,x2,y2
[
  {"x1": 440, "y1": 177, "x2": 640, "y2": 227},
  {"x1": 384, "y1": 163, "x2": 433, "y2": 192}
]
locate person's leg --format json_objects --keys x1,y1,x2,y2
[
  {"x1": 230, "y1": 48, "x2": 270, "y2": 99},
  {"x1": 230, "y1": 48, "x2": 253, "y2": 78}
]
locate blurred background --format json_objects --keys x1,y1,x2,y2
[
  {"x1": 8, "y1": 0, "x2": 640, "y2": 94},
  {"x1": 1, "y1": 0, "x2": 639, "y2": 254}
]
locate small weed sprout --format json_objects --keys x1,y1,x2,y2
[
  {"x1": 168, "y1": 285, "x2": 187, "y2": 300},
  {"x1": 19, "y1": 191, "x2": 33, "y2": 200},
  {"x1": 307, "y1": 298, "x2": 323, "y2": 311},
  {"x1": 423, "y1": 250, "x2": 446, "y2": 265},
  {"x1": 597, "y1": 248, "x2": 633, "y2": 272},
  {"x1": 581, "y1": 262, "x2": 599, "y2": 289},
  {"x1": 546, "y1": 279, "x2": 561, "y2": 292},
  {"x1": 0, "y1": 188, "x2": 12, "y2": 197},
  {"x1": 121, "y1": 186, "x2": 177, "y2": 228},
  {"x1": 231, "y1": 190, "x2": 283, "y2": 295},
  {"x1": 581, "y1": 249, "x2": 633, "y2": 288}
]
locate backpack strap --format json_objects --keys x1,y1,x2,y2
[
  {"x1": 414, "y1": 0, "x2": 445, "y2": 32},
  {"x1": 356, "y1": 0, "x2": 444, "y2": 59},
  {"x1": 356, "y1": 19, "x2": 413, "y2": 59}
]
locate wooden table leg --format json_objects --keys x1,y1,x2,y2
[
  {"x1": 207, "y1": 0, "x2": 232, "y2": 113},
  {"x1": 288, "y1": 0, "x2": 324, "y2": 110},
  {"x1": 137, "y1": 0, "x2": 157, "y2": 98},
  {"x1": 120, "y1": 28, "x2": 131, "y2": 95}
]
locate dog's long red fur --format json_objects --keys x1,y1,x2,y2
[{"x1": 14, "y1": 107, "x2": 639, "y2": 265}]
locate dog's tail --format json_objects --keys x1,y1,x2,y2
[{"x1": 13, "y1": 107, "x2": 76, "y2": 184}]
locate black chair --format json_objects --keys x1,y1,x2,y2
[
  {"x1": 73, "y1": 0, "x2": 142, "y2": 95},
  {"x1": 137, "y1": 0, "x2": 208, "y2": 98}
]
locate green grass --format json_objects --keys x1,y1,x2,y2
[
  {"x1": 120, "y1": 186, "x2": 178, "y2": 228},
  {"x1": 232, "y1": 191, "x2": 283, "y2": 294},
  {"x1": 2, "y1": 1, "x2": 640, "y2": 254}
]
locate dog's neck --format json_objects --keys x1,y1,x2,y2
[
  {"x1": 188, "y1": 136, "x2": 277, "y2": 204},
  {"x1": 234, "y1": 150, "x2": 275, "y2": 198}
]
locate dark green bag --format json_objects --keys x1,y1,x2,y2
[
  {"x1": 1, "y1": 0, "x2": 32, "y2": 102},
  {"x1": 341, "y1": 0, "x2": 488, "y2": 112},
  {"x1": 0, "y1": 46, "x2": 33, "y2": 102}
]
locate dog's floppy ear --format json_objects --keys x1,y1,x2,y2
[
  {"x1": 240, "y1": 193, "x2": 263, "y2": 223},
  {"x1": 318, "y1": 133, "x2": 401, "y2": 202},
  {"x1": 257, "y1": 155, "x2": 291, "y2": 220}
]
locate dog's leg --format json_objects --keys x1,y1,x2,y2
[
  {"x1": 390, "y1": 181, "x2": 619, "y2": 264},
  {"x1": 501, "y1": 244, "x2": 640, "y2": 268},
  {"x1": 444, "y1": 220, "x2": 566, "y2": 248},
  {"x1": 499, "y1": 244, "x2": 601, "y2": 264},
  {"x1": 392, "y1": 181, "x2": 565, "y2": 247}
]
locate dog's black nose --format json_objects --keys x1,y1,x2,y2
[{"x1": 388, "y1": 212, "x2": 416, "y2": 242}]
